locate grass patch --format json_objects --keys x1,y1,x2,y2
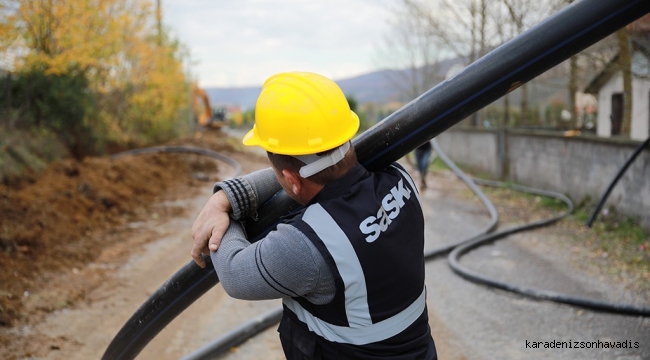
[
  {"x1": 0, "y1": 126, "x2": 69, "y2": 187},
  {"x1": 538, "y1": 195, "x2": 568, "y2": 211},
  {"x1": 572, "y1": 205, "x2": 649, "y2": 266}
]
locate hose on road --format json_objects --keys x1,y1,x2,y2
[
  {"x1": 111, "y1": 145, "x2": 242, "y2": 178},
  {"x1": 103, "y1": 0, "x2": 650, "y2": 356},
  {"x1": 185, "y1": 138, "x2": 650, "y2": 359},
  {"x1": 423, "y1": 140, "x2": 499, "y2": 260},
  {"x1": 431, "y1": 140, "x2": 650, "y2": 317},
  {"x1": 104, "y1": 137, "x2": 650, "y2": 360}
]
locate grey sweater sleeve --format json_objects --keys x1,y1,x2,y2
[
  {"x1": 211, "y1": 220, "x2": 335, "y2": 305},
  {"x1": 213, "y1": 167, "x2": 281, "y2": 221}
]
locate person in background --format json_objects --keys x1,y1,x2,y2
[
  {"x1": 191, "y1": 72, "x2": 436, "y2": 359},
  {"x1": 414, "y1": 141, "x2": 433, "y2": 190}
]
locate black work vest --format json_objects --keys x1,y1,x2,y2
[{"x1": 279, "y1": 163, "x2": 436, "y2": 359}]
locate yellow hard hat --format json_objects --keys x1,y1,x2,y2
[{"x1": 242, "y1": 72, "x2": 359, "y2": 155}]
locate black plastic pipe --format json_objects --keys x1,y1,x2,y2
[
  {"x1": 586, "y1": 136, "x2": 650, "y2": 227},
  {"x1": 423, "y1": 139, "x2": 498, "y2": 260},
  {"x1": 102, "y1": 1, "x2": 650, "y2": 358},
  {"x1": 246, "y1": 0, "x2": 650, "y2": 238},
  {"x1": 180, "y1": 307, "x2": 284, "y2": 360},
  {"x1": 448, "y1": 180, "x2": 650, "y2": 317},
  {"x1": 183, "y1": 137, "x2": 650, "y2": 359},
  {"x1": 177, "y1": 139, "x2": 502, "y2": 359},
  {"x1": 111, "y1": 145, "x2": 243, "y2": 178},
  {"x1": 102, "y1": 146, "x2": 242, "y2": 360}
]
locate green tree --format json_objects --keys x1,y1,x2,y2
[
  {"x1": 0, "y1": 0, "x2": 190, "y2": 154},
  {"x1": 616, "y1": 28, "x2": 632, "y2": 136},
  {"x1": 242, "y1": 108, "x2": 256, "y2": 127},
  {"x1": 346, "y1": 94, "x2": 358, "y2": 113},
  {"x1": 346, "y1": 94, "x2": 371, "y2": 132},
  {"x1": 7, "y1": 67, "x2": 99, "y2": 158}
]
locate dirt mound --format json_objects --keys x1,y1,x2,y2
[{"x1": 0, "y1": 129, "x2": 234, "y2": 327}]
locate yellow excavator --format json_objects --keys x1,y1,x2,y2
[{"x1": 192, "y1": 85, "x2": 226, "y2": 129}]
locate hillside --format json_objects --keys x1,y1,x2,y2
[
  {"x1": 204, "y1": 69, "x2": 405, "y2": 110},
  {"x1": 0, "y1": 130, "x2": 236, "y2": 329},
  {"x1": 205, "y1": 59, "x2": 573, "y2": 112}
]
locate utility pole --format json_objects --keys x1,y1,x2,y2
[
  {"x1": 156, "y1": 0, "x2": 163, "y2": 46},
  {"x1": 617, "y1": 27, "x2": 632, "y2": 137}
]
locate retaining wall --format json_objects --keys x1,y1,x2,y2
[{"x1": 436, "y1": 128, "x2": 650, "y2": 231}]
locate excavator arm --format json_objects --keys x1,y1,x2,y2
[{"x1": 192, "y1": 85, "x2": 225, "y2": 128}]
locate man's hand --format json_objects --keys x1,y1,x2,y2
[{"x1": 190, "y1": 191, "x2": 232, "y2": 268}]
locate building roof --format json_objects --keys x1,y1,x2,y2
[{"x1": 584, "y1": 38, "x2": 650, "y2": 95}]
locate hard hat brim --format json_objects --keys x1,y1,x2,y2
[
  {"x1": 242, "y1": 126, "x2": 261, "y2": 147},
  {"x1": 242, "y1": 110, "x2": 360, "y2": 155}
]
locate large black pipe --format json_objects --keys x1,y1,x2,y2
[
  {"x1": 110, "y1": 145, "x2": 243, "y2": 178},
  {"x1": 246, "y1": 0, "x2": 650, "y2": 238},
  {"x1": 102, "y1": 0, "x2": 650, "y2": 358}
]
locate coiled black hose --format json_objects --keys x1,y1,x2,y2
[
  {"x1": 586, "y1": 136, "x2": 650, "y2": 228},
  {"x1": 111, "y1": 145, "x2": 242, "y2": 178},
  {"x1": 424, "y1": 140, "x2": 499, "y2": 260},
  {"x1": 426, "y1": 141, "x2": 650, "y2": 316},
  {"x1": 103, "y1": 0, "x2": 650, "y2": 356},
  {"x1": 180, "y1": 307, "x2": 284, "y2": 360},
  {"x1": 105, "y1": 138, "x2": 650, "y2": 360},
  {"x1": 184, "y1": 138, "x2": 650, "y2": 359},
  {"x1": 445, "y1": 165, "x2": 650, "y2": 317}
]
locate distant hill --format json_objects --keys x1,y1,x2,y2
[
  {"x1": 205, "y1": 87, "x2": 261, "y2": 110},
  {"x1": 204, "y1": 58, "x2": 466, "y2": 110},
  {"x1": 205, "y1": 56, "x2": 571, "y2": 111},
  {"x1": 205, "y1": 69, "x2": 406, "y2": 110}
]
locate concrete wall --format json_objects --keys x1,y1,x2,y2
[
  {"x1": 434, "y1": 129, "x2": 501, "y2": 178},
  {"x1": 436, "y1": 129, "x2": 650, "y2": 231}
]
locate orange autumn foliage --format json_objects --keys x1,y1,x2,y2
[{"x1": 0, "y1": 0, "x2": 191, "y2": 148}]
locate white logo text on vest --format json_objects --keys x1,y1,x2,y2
[{"x1": 359, "y1": 178, "x2": 412, "y2": 242}]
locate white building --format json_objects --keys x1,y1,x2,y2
[{"x1": 585, "y1": 39, "x2": 650, "y2": 141}]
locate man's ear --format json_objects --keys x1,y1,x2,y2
[{"x1": 282, "y1": 169, "x2": 301, "y2": 195}]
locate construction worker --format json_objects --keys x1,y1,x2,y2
[{"x1": 191, "y1": 72, "x2": 437, "y2": 359}]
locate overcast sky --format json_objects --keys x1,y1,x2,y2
[{"x1": 163, "y1": 0, "x2": 395, "y2": 88}]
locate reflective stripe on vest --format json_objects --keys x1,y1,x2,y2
[{"x1": 283, "y1": 199, "x2": 427, "y2": 345}]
